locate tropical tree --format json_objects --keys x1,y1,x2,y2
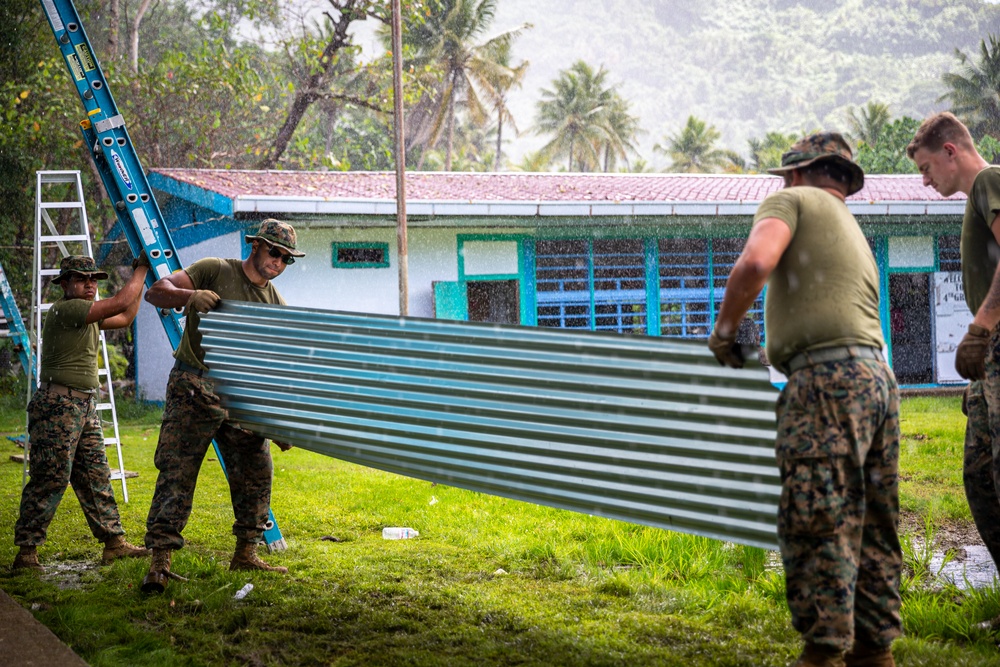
[
  {"x1": 854, "y1": 116, "x2": 920, "y2": 174},
  {"x1": 598, "y1": 94, "x2": 642, "y2": 172},
  {"x1": 480, "y1": 39, "x2": 529, "y2": 171},
  {"x1": 654, "y1": 116, "x2": 729, "y2": 173},
  {"x1": 401, "y1": 0, "x2": 530, "y2": 170},
  {"x1": 534, "y1": 60, "x2": 615, "y2": 171},
  {"x1": 941, "y1": 35, "x2": 1000, "y2": 140},
  {"x1": 847, "y1": 101, "x2": 892, "y2": 147},
  {"x1": 746, "y1": 131, "x2": 798, "y2": 172}
]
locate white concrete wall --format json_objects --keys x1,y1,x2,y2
[
  {"x1": 277, "y1": 227, "x2": 461, "y2": 318},
  {"x1": 137, "y1": 227, "x2": 466, "y2": 399}
]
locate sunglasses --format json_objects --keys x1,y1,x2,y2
[{"x1": 262, "y1": 241, "x2": 295, "y2": 265}]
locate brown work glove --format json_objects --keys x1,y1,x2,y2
[
  {"x1": 708, "y1": 328, "x2": 744, "y2": 369},
  {"x1": 186, "y1": 289, "x2": 221, "y2": 314},
  {"x1": 273, "y1": 440, "x2": 294, "y2": 452},
  {"x1": 955, "y1": 323, "x2": 992, "y2": 381},
  {"x1": 131, "y1": 250, "x2": 151, "y2": 270}
]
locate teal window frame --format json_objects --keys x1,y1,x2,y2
[{"x1": 332, "y1": 242, "x2": 390, "y2": 269}]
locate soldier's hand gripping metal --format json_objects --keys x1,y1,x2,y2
[
  {"x1": 708, "y1": 329, "x2": 744, "y2": 368},
  {"x1": 186, "y1": 290, "x2": 221, "y2": 315},
  {"x1": 131, "y1": 250, "x2": 151, "y2": 270},
  {"x1": 956, "y1": 323, "x2": 991, "y2": 381},
  {"x1": 273, "y1": 440, "x2": 294, "y2": 452}
]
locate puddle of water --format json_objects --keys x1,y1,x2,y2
[
  {"x1": 40, "y1": 560, "x2": 101, "y2": 590},
  {"x1": 930, "y1": 545, "x2": 998, "y2": 590},
  {"x1": 763, "y1": 545, "x2": 998, "y2": 590}
]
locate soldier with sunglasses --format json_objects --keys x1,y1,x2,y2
[{"x1": 139, "y1": 219, "x2": 304, "y2": 592}]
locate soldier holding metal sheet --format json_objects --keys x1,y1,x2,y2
[
  {"x1": 709, "y1": 133, "x2": 900, "y2": 667},
  {"x1": 13, "y1": 255, "x2": 151, "y2": 572},
  {"x1": 140, "y1": 219, "x2": 302, "y2": 593},
  {"x1": 907, "y1": 112, "x2": 1000, "y2": 614}
]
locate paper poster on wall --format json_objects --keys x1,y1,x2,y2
[{"x1": 934, "y1": 271, "x2": 973, "y2": 385}]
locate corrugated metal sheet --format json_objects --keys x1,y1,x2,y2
[{"x1": 200, "y1": 302, "x2": 782, "y2": 549}]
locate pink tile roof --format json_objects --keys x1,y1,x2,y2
[{"x1": 151, "y1": 169, "x2": 964, "y2": 204}]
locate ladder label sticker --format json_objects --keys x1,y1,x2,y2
[
  {"x1": 40, "y1": 0, "x2": 64, "y2": 31},
  {"x1": 132, "y1": 208, "x2": 157, "y2": 246},
  {"x1": 66, "y1": 54, "x2": 85, "y2": 81},
  {"x1": 74, "y1": 44, "x2": 97, "y2": 73},
  {"x1": 109, "y1": 150, "x2": 133, "y2": 190}
]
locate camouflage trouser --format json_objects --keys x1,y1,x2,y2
[
  {"x1": 144, "y1": 369, "x2": 273, "y2": 550},
  {"x1": 775, "y1": 358, "x2": 902, "y2": 652},
  {"x1": 966, "y1": 332, "x2": 1000, "y2": 568},
  {"x1": 15, "y1": 389, "x2": 124, "y2": 547}
]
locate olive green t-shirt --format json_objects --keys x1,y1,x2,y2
[
  {"x1": 174, "y1": 258, "x2": 286, "y2": 369},
  {"x1": 753, "y1": 186, "x2": 885, "y2": 369},
  {"x1": 39, "y1": 297, "x2": 100, "y2": 390},
  {"x1": 961, "y1": 166, "x2": 1000, "y2": 315}
]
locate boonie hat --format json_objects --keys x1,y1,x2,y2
[
  {"x1": 244, "y1": 219, "x2": 305, "y2": 257},
  {"x1": 53, "y1": 255, "x2": 109, "y2": 283},
  {"x1": 768, "y1": 132, "x2": 865, "y2": 196}
]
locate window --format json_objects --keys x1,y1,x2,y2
[
  {"x1": 937, "y1": 235, "x2": 960, "y2": 272},
  {"x1": 534, "y1": 238, "x2": 646, "y2": 333},
  {"x1": 332, "y1": 242, "x2": 390, "y2": 268}
]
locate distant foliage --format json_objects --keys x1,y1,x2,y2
[
  {"x1": 854, "y1": 117, "x2": 921, "y2": 175},
  {"x1": 655, "y1": 116, "x2": 729, "y2": 173},
  {"x1": 942, "y1": 35, "x2": 1000, "y2": 142}
]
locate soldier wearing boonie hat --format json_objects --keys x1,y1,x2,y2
[
  {"x1": 13, "y1": 253, "x2": 151, "y2": 572},
  {"x1": 709, "y1": 133, "x2": 902, "y2": 667},
  {"x1": 140, "y1": 218, "x2": 302, "y2": 593}
]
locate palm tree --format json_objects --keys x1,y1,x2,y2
[
  {"x1": 534, "y1": 60, "x2": 615, "y2": 172},
  {"x1": 477, "y1": 39, "x2": 529, "y2": 171},
  {"x1": 847, "y1": 102, "x2": 891, "y2": 147},
  {"x1": 941, "y1": 35, "x2": 1000, "y2": 140},
  {"x1": 747, "y1": 131, "x2": 798, "y2": 172},
  {"x1": 402, "y1": 0, "x2": 530, "y2": 170},
  {"x1": 654, "y1": 116, "x2": 729, "y2": 173},
  {"x1": 597, "y1": 94, "x2": 642, "y2": 172}
]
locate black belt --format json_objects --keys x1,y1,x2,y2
[
  {"x1": 782, "y1": 345, "x2": 883, "y2": 375},
  {"x1": 173, "y1": 360, "x2": 208, "y2": 377}
]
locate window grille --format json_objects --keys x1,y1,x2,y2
[{"x1": 937, "y1": 235, "x2": 960, "y2": 272}]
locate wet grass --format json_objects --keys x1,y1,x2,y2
[{"x1": 0, "y1": 391, "x2": 997, "y2": 665}]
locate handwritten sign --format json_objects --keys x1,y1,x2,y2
[{"x1": 934, "y1": 271, "x2": 973, "y2": 384}]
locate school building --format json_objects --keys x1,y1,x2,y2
[{"x1": 131, "y1": 169, "x2": 968, "y2": 400}]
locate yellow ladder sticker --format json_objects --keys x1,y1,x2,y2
[
  {"x1": 66, "y1": 54, "x2": 84, "y2": 81},
  {"x1": 75, "y1": 43, "x2": 96, "y2": 72}
]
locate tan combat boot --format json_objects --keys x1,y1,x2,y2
[
  {"x1": 844, "y1": 642, "x2": 895, "y2": 667},
  {"x1": 230, "y1": 539, "x2": 288, "y2": 573},
  {"x1": 792, "y1": 643, "x2": 846, "y2": 667},
  {"x1": 12, "y1": 546, "x2": 44, "y2": 573},
  {"x1": 101, "y1": 535, "x2": 151, "y2": 565},
  {"x1": 140, "y1": 548, "x2": 172, "y2": 594}
]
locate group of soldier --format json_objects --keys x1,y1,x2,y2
[
  {"x1": 12, "y1": 219, "x2": 303, "y2": 593},
  {"x1": 11, "y1": 113, "x2": 1000, "y2": 667}
]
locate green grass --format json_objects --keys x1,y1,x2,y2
[{"x1": 0, "y1": 392, "x2": 997, "y2": 665}]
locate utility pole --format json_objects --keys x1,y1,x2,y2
[{"x1": 391, "y1": 0, "x2": 409, "y2": 316}]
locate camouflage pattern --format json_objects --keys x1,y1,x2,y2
[
  {"x1": 15, "y1": 389, "x2": 125, "y2": 547},
  {"x1": 243, "y1": 218, "x2": 305, "y2": 257},
  {"x1": 144, "y1": 369, "x2": 273, "y2": 550},
  {"x1": 958, "y1": 381, "x2": 1000, "y2": 567},
  {"x1": 775, "y1": 358, "x2": 901, "y2": 652},
  {"x1": 767, "y1": 131, "x2": 865, "y2": 196},
  {"x1": 967, "y1": 331, "x2": 1000, "y2": 569},
  {"x1": 52, "y1": 255, "x2": 109, "y2": 283}
]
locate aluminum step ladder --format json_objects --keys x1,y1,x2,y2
[{"x1": 28, "y1": 170, "x2": 129, "y2": 501}]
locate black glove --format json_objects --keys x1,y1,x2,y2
[
  {"x1": 955, "y1": 323, "x2": 991, "y2": 381},
  {"x1": 708, "y1": 328, "x2": 744, "y2": 369},
  {"x1": 132, "y1": 250, "x2": 151, "y2": 270}
]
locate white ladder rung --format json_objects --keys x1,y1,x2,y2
[
  {"x1": 40, "y1": 269, "x2": 61, "y2": 276},
  {"x1": 103, "y1": 437, "x2": 119, "y2": 446},
  {"x1": 40, "y1": 234, "x2": 89, "y2": 243},
  {"x1": 109, "y1": 471, "x2": 124, "y2": 480},
  {"x1": 39, "y1": 202, "x2": 85, "y2": 209},
  {"x1": 38, "y1": 172, "x2": 82, "y2": 183},
  {"x1": 96, "y1": 402, "x2": 113, "y2": 411}
]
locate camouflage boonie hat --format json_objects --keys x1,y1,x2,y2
[
  {"x1": 53, "y1": 255, "x2": 109, "y2": 283},
  {"x1": 244, "y1": 218, "x2": 305, "y2": 257},
  {"x1": 768, "y1": 132, "x2": 865, "y2": 196}
]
